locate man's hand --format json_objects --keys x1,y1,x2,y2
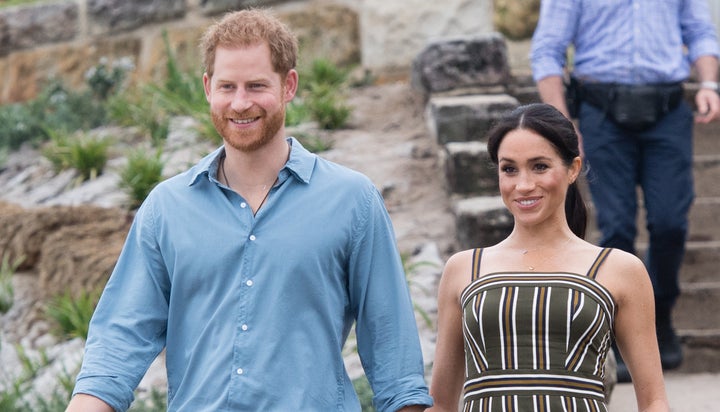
[{"x1": 695, "y1": 88, "x2": 720, "y2": 124}]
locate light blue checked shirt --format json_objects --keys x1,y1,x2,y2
[
  {"x1": 73, "y1": 138, "x2": 432, "y2": 411},
  {"x1": 531, "y1": 0, "x2": 720, "y2": 84}
]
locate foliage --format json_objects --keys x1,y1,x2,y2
[
  {"x1": 85, "y1": 57, "x2": 134, "y2": 100},
  {"x1": 0, "y1": 0, "x2": 42, "y2": 8},
  {"x1": 294, "y1": 132, "x2": 333, "y2": 153},
  {"x1": 352, "y1": 375, "x2": 376, "y2": 411},
  {"x1": 143, "y1": 31, "x2": 220, "y2": 145},
  {"x1": 42, "y1": 131, "x2": 111, "y2": 182},
  {"x1": 293, "y1": 58, "x2": 353, "y2": 130},
  {"x1": 285, "y1": 100, "x2": 310, "y2": 127},
  {"x1": 128, "y1": 388, "x2": 167, "y2": 412},
  {"x1": 45, "y1": 290, "x2": 101, "y2": 341},
  {"x1": 0, "y1": 57, "x2": 132, "y2": 151},
  {"x1": 107, "y1": 89, "x2": 170, "y2": 148},
  {"x1": 0, "y1": 101, "x2": 47, "y2": 150},
  {"x1": 41, "y1": 82, "x2": 108, "y2": 132},
  {"x1": 305, "y1": 84, "x2": 351, "y2": 130},
  {"x1": 0, "y1": 254, "x2": 24, "y2": 314},
  {"x1": 119, "y1": 148, "x2": 165, "y2": 209},
  {"x1": 300, "y1": 58, "x2": 349, "y2": 91},
  {"x1": 401, "y1": 252, "x2": 438, "y2": 329}
]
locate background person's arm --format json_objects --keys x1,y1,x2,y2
[{"x1": 693, "y1": 55, "x2": 720, "y2": 123}]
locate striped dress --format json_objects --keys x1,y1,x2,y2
[{"x1": 461, "y1": 248, "x2": 615, "y2": 412}]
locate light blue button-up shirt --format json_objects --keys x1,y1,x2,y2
[
  {"x1": 73, "y1": 138, "x2": 432, "y2": 411},
  {"x1": 531, "y1": 0, "x2": 720, "y2": 84}
]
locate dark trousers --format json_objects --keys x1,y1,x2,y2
[{"x1": 578, "y1": 101, "x2": 695, "y2": 313}]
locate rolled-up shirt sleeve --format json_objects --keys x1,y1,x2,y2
[
  {"x1": 530, "y1": 0, "x2": 580, "y2": 82},
  {"x1": 347, "y1": 183, "x2": 433, "y2": 412},
  {"x1": 681, "y1": 0, "x2": 720, "y2": 62},
  {"x1": 73, "y1": 197, "x2": 169, "y2": 411}
]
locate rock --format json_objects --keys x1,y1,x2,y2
[
  {"x1": 426, "y1": 93, "x2": 519, "y2": 144},
  {"x1": 441, "y1": 141, "x2": 498, "y2": 196},
  {"x1": 453, "y1": 196, "x2": 514, "y2": 249},
  {"x1": 411, "y1": 33, "x2": 512, "y2": 97}
]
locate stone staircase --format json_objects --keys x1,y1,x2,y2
[
  {"x1": 664, "y1": 120, "x2": 720, "y2": 373},
  {"x1": 423, "y1": 84, "x2": 720, "y2": 374},
  {"x1": 412, "y1": 34, "x2": 719, "y2": 374}
]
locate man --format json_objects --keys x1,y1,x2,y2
[
  {"x1": 531, "y1": 0, "x2": 720, "y2": 382},
  {"x1": 66, "y1": 9, "x2": 432, "y2": 411}
]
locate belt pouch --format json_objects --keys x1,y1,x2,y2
[{"x1": 609, "y1": 85, "x2": 662, "y2": 131}]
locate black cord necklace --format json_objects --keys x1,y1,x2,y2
[{"x1": 220, "y1": 156, "x2": 276, "y2": 214}]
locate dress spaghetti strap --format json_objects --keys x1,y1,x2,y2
[
  {"x1": 471, "y1": 248, "x2": 484, "y2": 281},
  {"x1": 587, "y1": 248, "x2": 612, "y2": 279}
]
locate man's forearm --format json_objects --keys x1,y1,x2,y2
[
  {"x1": 694, "y1": 55, "x2": 719, "y2": 83},
  {"x1": 65, "y1": 393, "x2": 114, "y2": 412},
  {"x1": 536, "y1": 75, "x2": 571, "y2": 118}
]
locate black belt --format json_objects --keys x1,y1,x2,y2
[
  {"x1": 579, "y1": 81, "x2": 683, "y2": 113},
  {"x1": 575, "y1": 80, "x2": 684, "y2": 131}
]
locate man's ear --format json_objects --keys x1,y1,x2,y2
[
  {"x1": 203, "y1": 72, "x2": 212, "y2": 103},
  {"x1": 284, "y1": 69, "x2": 299, "y2": 102}
]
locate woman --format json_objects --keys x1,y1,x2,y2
[{"x1": 428, "y1": 104, "x2": 669, "y2": 411}]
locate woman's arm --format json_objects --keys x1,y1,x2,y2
[
  {"x1": 427, "y1": 251, "x2": 472, "y2": 412},
  {"x1": 608, "y1": 252, "x2": 670, "y2": 412}
]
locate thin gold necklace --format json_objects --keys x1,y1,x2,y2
[{"x1": 520, "y1": 237, "x2": 572, "y2": 271}]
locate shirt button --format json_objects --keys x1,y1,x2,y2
[
  {"x1": 240, "y1": 202, "x2": 247, "y2": 208},
  {"x1": 246, "y1": 280, "x2": 253, "y2": 286},
  {"x1": 241, "y1": 324, "x2": 248, "y2": 331},
  {"x1": 249, "y1": 235, "x2": 256, "y2": 241},
  {"x1": 236, "y1": 368, "x2": 244, "y2": 375}
]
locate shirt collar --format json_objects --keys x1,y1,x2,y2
[{"x1": 187, "y1": 137, "x2": 316, "y2": 187}]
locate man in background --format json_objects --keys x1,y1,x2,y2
[{"x1": 531, "y1": 0, "x2": 720, "y2": 382}]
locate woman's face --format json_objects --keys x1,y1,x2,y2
[{"x1": 496, "y1": 128, "x2": 580, "y2": 229}]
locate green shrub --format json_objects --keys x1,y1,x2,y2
[
  {"x1": 285, "y1": 100, "x2": 310, "y2": 127},
  {"x1": 0, "y1": 102, "x2": 47, "y2": 149},
  {"x1": 107, "y1": 90, "x2": 170, "y2": 148},
  {"x1": 301, "y1": 58, "x2": 349, "y2": 91},
  {"x1": 0, "y1": 0, "x2": 42, "y2": 8},
  {"x1": 144, "y1": 31, "x2": 221, "y2": 145},
  {"x1": 119, "y1": 148, "x2": 165, "y2": 209},
  {"x1": 35, "y1": 80, "x2": 110, "y2": 134},
  {"x1": 297, "y1": 59, "x2": 352, "y2": 130},
  {"x1": 45, "y1": 290, "x2": 101, "y2": 341},
  {"x1": 0, "y1": 254, "x2": 24, "y2": 314},
  {"x1": 42, "y1": 131, "x2": 111, "y2": 181},
  {"x1": 352, "y1": 375, "x2": 375, "y2": 411},
  {"x1": 0, "y1": 58, "x2": 132, "y2": 152},
  {"x1": 85, "y1": 57, "x2": 133, "y2": 100},
  {"x1": 295, "y1": 133, "x2": 333, "y2": 153},
  {"x1": 306, "y1": 89, "x2": 351, "y2": 130}
]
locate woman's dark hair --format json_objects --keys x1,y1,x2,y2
[{"x1": 486, "y1": 103, "x2": 587, "y2": 238}]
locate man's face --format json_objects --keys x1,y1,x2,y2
[{"x1": 203, "y1": 43, "x2": 297, "y2": 152}]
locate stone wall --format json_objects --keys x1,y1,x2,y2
[
  {"x1": 0, "y1": 0, "x2": 362, "y2": 105},
  {"x1": 0, "y1": 0, "x2": 497, "y2": 105}
]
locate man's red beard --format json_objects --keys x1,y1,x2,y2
[{"x1": 211, "y1": 105, "x2": 285, "y2": 153}]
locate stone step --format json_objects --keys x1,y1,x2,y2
[
  {"x1": 694, "y1": 154, "x2": 720, "y2": 197},
  {"x1": 677, "y1": 241, "x2": 720, "y2": 284},
  {"x1": 693, "y1": 118, "x2": 720, "y2": 155},
  {"x1": 675, "y1": 329, "x2": 720, "y2": 374},
  {"x1": 674, "y1": 282, "x2": 720, "y2": 330},
  {"x1": 426, "y1": 93, "x2": 519, "y2": 145}
]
